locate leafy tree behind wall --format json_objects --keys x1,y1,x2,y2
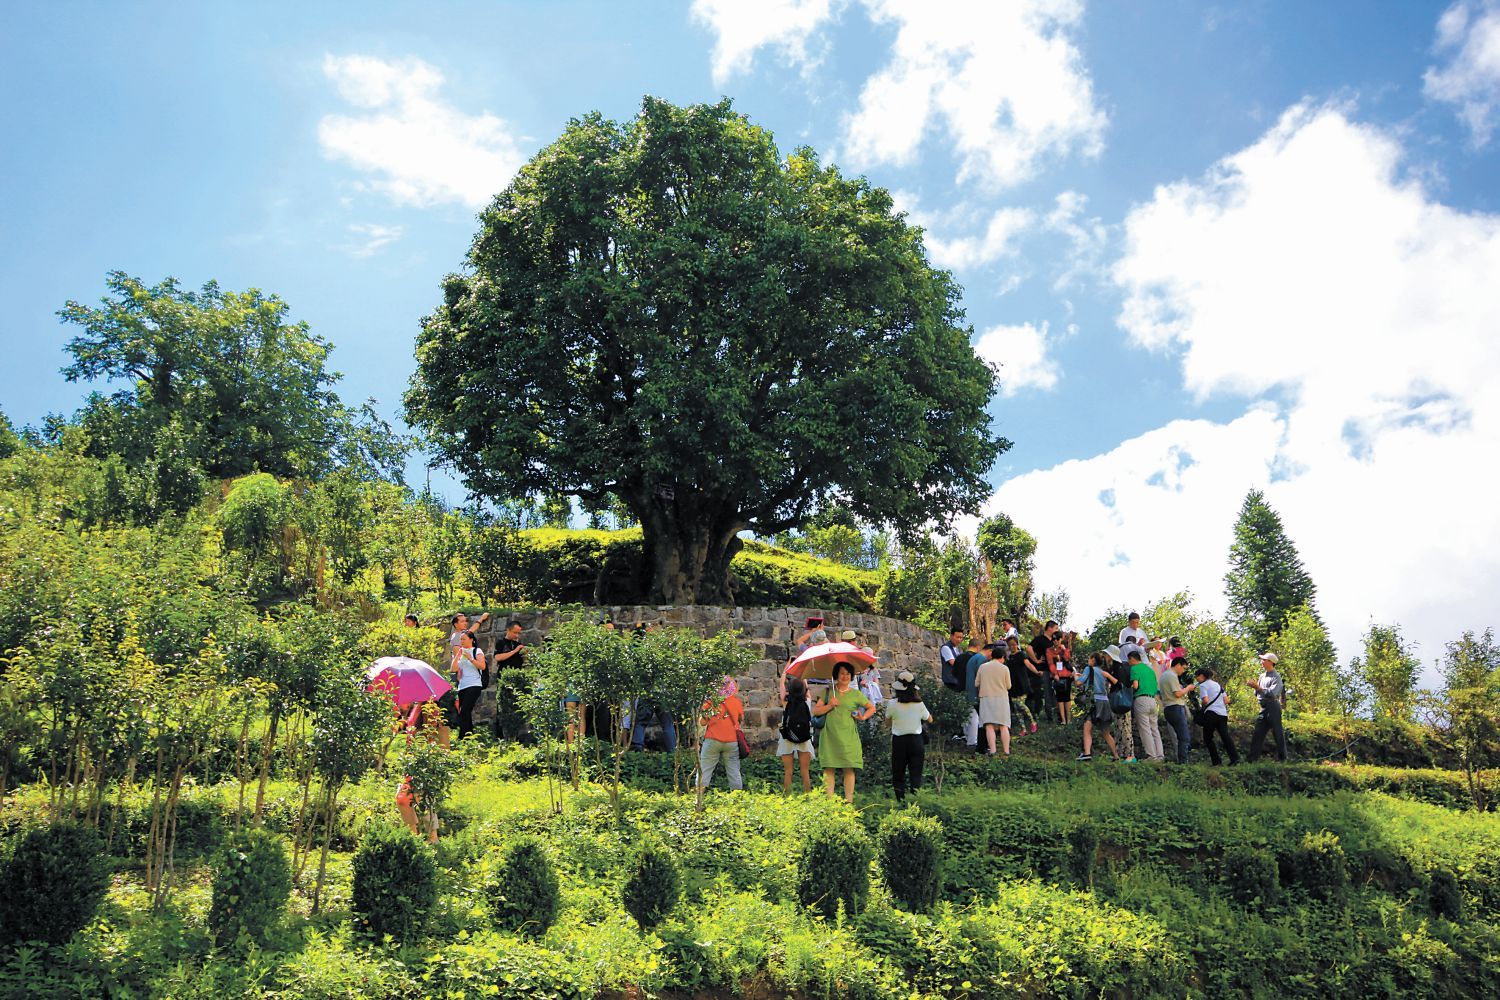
[
  {"x1": 1433, "y1": 629, "x2": 1500, "y2": 810},
  {"x1": 1223, "y1": 489, "x2": 1319, "y2": 651},
  {"x1": 976, "y1": 512, "x2": 1037, "y2": 625},
  {"x1": 406, "y1": 96, "x2": 1005, "y2": 603}
]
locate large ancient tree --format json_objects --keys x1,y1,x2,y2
[{"x1": 406, "y1": 97, "x2": 1005, "y2": 603}]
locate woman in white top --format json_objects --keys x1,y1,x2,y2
[
  {"x1": 451, "y1": 632, "x2": 485, "y2": 741},
  {"x1": 1192, "y1": 666, "x2": 1239, "y2": 766},
  {"x1": 885, "y1": 671, "x2": 933, "y2": 802}
]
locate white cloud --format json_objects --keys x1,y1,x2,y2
[
  {"x1": 925, "y1": 206, "x2": 1034, "y2": 269},
  {"x1": 974, "y1": 321, "x2": 1060, "y2": 395},
  {"x1": 319, "y1": 54, "x2": 525, "y2": 208},
  {"x1": 842, "y1": 0, "x2": 1106, "y2": 187},
  {"x1": 1043, "y1": 189, "x2": 1109, "y2": 289},
  {"x1": 691, "y1": 0, "x2": 837, "y2": 86},
  {"x1": 695, "y1": 0, "x2": 1106, "y2": 188},
  {"x1": 341, "y1": 222, "x2": 404, "y2": 258},
  {"x1": 1424, "y1": 0, "x2": 1500, "y2": 145},
  {"x1": 996, "y1": 104, "x2": 1500, "y2": 671}
]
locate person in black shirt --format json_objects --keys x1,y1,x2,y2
[
  {"x1": 1027, "y1": 620, "x2": 1059, "y2": 725},
  {"x1": 493, "y1": 621, "x2": 526, "y2": 670},
  {"x1": 1004, "y1": 636, "x2": 1036, "y2": 736}
]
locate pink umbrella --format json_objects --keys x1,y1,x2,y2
[
  {"x1": 785, "y1": 641, "x2": 877, "y2": 681},
  {"x1": 366, "y1": 656, "x2": 452, "y2": 706}
]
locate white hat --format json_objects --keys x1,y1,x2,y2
[
  {"x1": 1259, "y1": 651, "x2": 1279, "y2": 664},
  {"x1": 1103, "y1": 644, "x2": 1123, "y2": 663},
  {"x1": 891, "y1": 670, "x2": 917, "y2": 692},
  {"x1": 839, "y1": 629, "x2": 858, "y2": 641}
]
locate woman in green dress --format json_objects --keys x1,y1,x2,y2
[{"x1": 813, "y1": 661, "x2": 878, "y2": 803}]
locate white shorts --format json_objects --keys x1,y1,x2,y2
[{"x1": 777, "y1": 737, "x2": 815, "y2": 757}]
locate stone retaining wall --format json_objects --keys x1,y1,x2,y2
[{"x1": 449, "y1": 605, "x2": 947, "y2": 745}]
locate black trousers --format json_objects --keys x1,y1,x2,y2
[
  {"x1": 456, "y1": 686, "x2": 482, "y2": 740},
  {"x1": 1199, "y1": 712, "x2": 1239, "y2": 765},
  {"x1": 1249, "y1": 701, "x2": 1288, "y2": 761},
  {"x1": 891, "y1": 733, "x2": 925, "y2": 801}
]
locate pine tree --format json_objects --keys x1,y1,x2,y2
[{"x1": 1223, "y1": 489, "x2": 1318, "y2": 650}]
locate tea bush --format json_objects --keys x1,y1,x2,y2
[
  {"x1": 876, "y1": 808, "x2": 942, "y2": 912},
  {"x1": 1222, "y1": 844, "x2": 1281, "y2": 907},
  {"x1": 489, "y1": 835, "x2": 560, "y2": 936},
  {"x1": 208, "y1": 827, "x2": 291, "y2": 950},
  {"x1": 797, "y1": 810, "x2": 873, "y2": 919},
  {"x1": 0, "y1": 822, "x2": 109, "y2": 946},
  {"x1": 350, "y1": 822, "x2": 437, "y2": 944},
  {"x1": 621, "y1": 837, "x2": 680, "y2": 929},
  {"x1": 1282, "y1": 829, "x2": 1349, "y2": 903}
]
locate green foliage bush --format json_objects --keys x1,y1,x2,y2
[
  {"x1": 489, "y1": 835, "x2": 561, "y2": 937},
  {"x1": 351, "y1": 822, "x2": 437, "y2": 944},
  {"x1": 208, "y1": 827, "x2": 291, "y2": 950},
  {"x1": 0, "y1": 822, "x2": 109, "y2": 946},
  {"x1": 876, "y1": 809, "x2": 942, "y2": 912},
  {"x1": 1425, "y1": 866, "x2": 1466, "y2": 920},
  {"x1": 797, "y1": 811, "x2": 873, "y2": 919},
  {"x1": 1223, "y1": 844, "x2": 1281, "y2": 907},
  {"x1": 1065, "y1": 818, "x2": 1099, "y2": 889},
  {"x1": 1282, "y1": 830, "x2": 1349, "y2": 903},
  {"x1": 622, "y1": 837, "x2": 681, "y2": 929}
]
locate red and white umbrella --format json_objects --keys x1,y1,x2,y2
[
  {"x1": 366, "y1": 656, "x2": 452, "y2": 706},
  {"x1": 785, "y1": 641, "x2": 877, "y2": 681}
]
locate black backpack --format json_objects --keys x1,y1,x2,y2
[{"x1": 780, "y1": 697, "x2": 813, "y2": 745}]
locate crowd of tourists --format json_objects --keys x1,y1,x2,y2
[
  {"x1": 386, "y1": 609, "x2": 1293, "y2": 838},
  {"x1": 938, "y1": 612, "x2": 1290, "y2": 767}
]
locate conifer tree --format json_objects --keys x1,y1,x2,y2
[{"x1": 1223, "y1": 489, "x2": 1318, "y2": 650}]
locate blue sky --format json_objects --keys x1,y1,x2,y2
[{"x1": 3, "y1": 1, "x2": 1498, "y2": 670}]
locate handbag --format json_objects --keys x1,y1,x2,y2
[
  {"x1": 1191, "y1": 686, "x2": 1225, "y2": 727},
  {"x1": 1109, "y1": 682, "x2": 1134, "y2": 715},
  {"x1": 735, "y1": 727, "x2": 751, "y2": 758}
]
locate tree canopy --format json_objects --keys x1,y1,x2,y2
[
  {"x1": 59, "y1": 272, "x2": 406, "y2": 484},
  {"x1": 1223, "y1": 489, "x2": 1319, "y2": 650},
  {"x1": 405, "y1": 96, "x2": 1005, "y2": 603}
]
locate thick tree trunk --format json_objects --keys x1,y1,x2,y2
[{"x1": 640, "y1": 500, "x2": 744, "y2": 604}]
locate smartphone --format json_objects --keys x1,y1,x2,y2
[{"x1": 805, "y1": 617, "x2": 824, "y2": 629}]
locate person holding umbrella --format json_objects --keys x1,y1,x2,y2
[{"x1": 813, "y1": 661, "x2": 877, "y2": 803}]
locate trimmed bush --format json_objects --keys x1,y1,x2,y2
[
  {"x1": 1065, "y1": 819, "x2": 1099, "y2": 889},
  {"x1": 1282, "y1": 830, "x2": 1349, "y2": 903},
  {"x1": 0, "y1": 822, "x2": 110, "y2": 946},
  {"x1": 877, "y1": 809, "x2": 942, "y2": 912},
  {"x1": 208, "y1": 827, "x2": 291, "y2": 950},
  {"x1": 797, "y1": 812, "x2": 873, "y2": 919},
  {"x1": 622, "y1": 838, "x2": 681, "y2": 929},
  {"x1": 489, "y1": 835, "x2": 561, "y2": 937},
  {"x1": 351, "y1": 822, "x2": 437, "y2": 944},
  {"x1": 1222, "y1": 845, "x2": 1281, "y2": 907},
  {"x1": 1425, "y1": 867, "x2": 1466, "y2": 920}
]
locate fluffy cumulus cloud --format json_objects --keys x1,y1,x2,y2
[
  {"x1": 691, "y1": 0, "x2": 836, "y2": 85},
  {"x1": 924, "y1": 206, "x2": 1034, "y2": 269},
  {"x1": 992, "y1": 104, "x2": 1500, "y2": 668},
  {"x1": 1424, "y1": 0, "x2": 1500, "y2": 145},
  {"x1": 973, "y1": 321, "x2": 1059, "y2": 396},
  {"x1": 841, "y1": 0, "x2": 1105, "y2": 187},
  {"x1": 695, "y1": 0, "x2": 1105, "y2": 187},
  {"x1": 319, "y1": 54, "x2": 525, "y2": 208}
]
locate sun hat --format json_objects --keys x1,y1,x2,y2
[
  {"x1": 1258, "y1": 652, "x2": 1279, "y2": 664},
  {"x1": 839, "y1": 629, "x2": 858, "y2": 641},
  {"x1": 891, "y1": 669, "x2": 917, "y2": 692},
  {"x1": 1103, "y1": 644, "x2": 1124, "y2": 663}
]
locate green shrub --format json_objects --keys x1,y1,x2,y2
[
  {"x1": 208, "y1": 827, "x2": 291, "y2": 950},
  {"x1": 1425, "y1": 867, "x2": 1466, "y2": 920},
  {"x1": 797, "y1": 812, "x2": 873, "y2": 919},
  {"x1": 1065, "y1": 819, "x2": 1099, "y2": 889},
  {"x1": 1282, "y1": 830, "x2": 1349, "y2": 903},
  {"x1": 489, "y1": 835, "x2": 561, "y2": 936},
  {"x1": 877, "y1": 809, "x2": 942, "y2": 912},
  {"x1": 0, "y1": 822, "x2": 109, "y2": 946},
  {"x1": 1222, "y1": 845, "x2": 1281, "y2": 907},
  {"x1": 622, "y1": 838, "x2": 681, "y2": 930},
  {"x1": 351, "y1": 822, "x2": 437, "y2": 944}
]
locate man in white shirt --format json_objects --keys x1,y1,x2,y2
[{"x1": 1118, "y1": 611, "x2": 1147, "y2": 647}]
